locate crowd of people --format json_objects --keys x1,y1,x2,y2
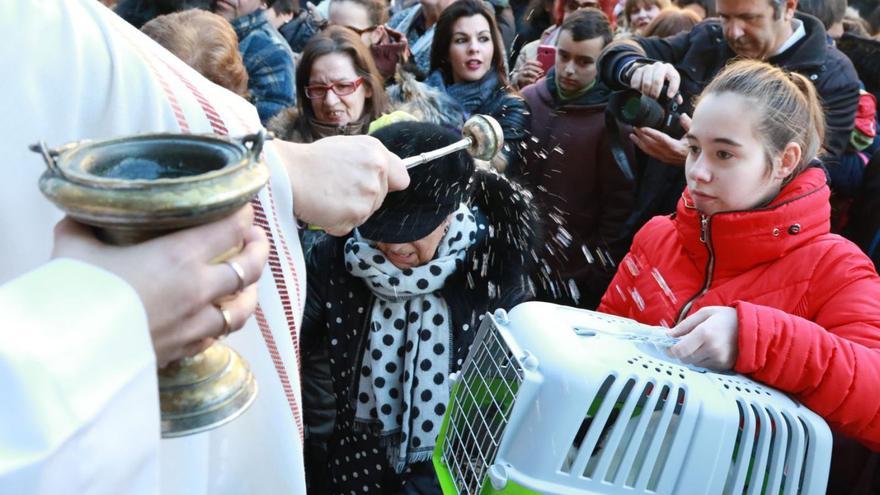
[{"x1": 5, "y1": 0, "x2": 880, "y2": 493}]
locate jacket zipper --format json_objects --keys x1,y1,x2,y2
[
  {"x1": 675, "y1": 213, "x2": 715, "y2": 324},
  {"x1": 671, "y1": 173, "x2": 824, "y2": 324}
]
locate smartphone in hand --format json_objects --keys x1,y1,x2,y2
[{"x1": 536, "y1": 45, "x2": 557, "y2": 73}]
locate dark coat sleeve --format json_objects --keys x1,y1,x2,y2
[
  {"x1": 301, "y1": 238, "x2": 328, "y2": 354},
  {"x1": 301, "y1": 236, "x2": 338, "y2": 440},
  {"x1": 594, "y1": 124, "x2": 635, "y2": 253},
  {"x1": 491, "y1": 93, "x2": 531, "y2": 177},
  {"x1": 815, "y1": 55, "x2": 862, "y2": 193},
  {"x1": 279, "y1": 11, "x2": 321, "y2": 53},
  {"x1": 597, "y1": 30, "x2": 693, "y2": 90}
]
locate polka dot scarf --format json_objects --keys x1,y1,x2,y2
[{"x1": 344, "y1": 204, "x2": 477, "y2": 472}]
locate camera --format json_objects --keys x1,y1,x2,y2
[{"x1": 607, "y1": 84, "x2": 686, "y2": 139}]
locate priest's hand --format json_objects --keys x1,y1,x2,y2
[
  {"x1": 276, "y1": 135, "x2": 410, "y2": 236},
  {"x1": 51, "y1": 206, "x2": 269, "y2": 366}
]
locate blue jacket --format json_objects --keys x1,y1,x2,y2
[
  {"x1": 232, "y1": 10, "x2": 297, "y2": 123},
  {"x1": 388, "y1": 5, "x2": 434, "y2": 75}
]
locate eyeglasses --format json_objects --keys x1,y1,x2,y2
[
  {"x1": 343, "y1": 24, "x2": 380, "y2": 36},
  {"x1": 321, "y1": 23, "x2": 379, "y2": 36},
  {"x1": 304, "y1": 77, "x2": 365, "y2": 99}
]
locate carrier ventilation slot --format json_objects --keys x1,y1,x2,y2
[
  {"x1": 561, "y1": 376, "x2": 687, "y2": 491},
  {"x1": 723, "y1": 401, "x2": 814, "y2": 495}
]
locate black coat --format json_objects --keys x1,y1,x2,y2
[
  {"x1": 477, "y1": 85, "x2": 531, "y2": 177},
  {"x1": 598, "y1": 13, "x2": 861, "y2": 236},
  {"x1": 300, "y1": 169, "x2": 541, "y2": 493}
]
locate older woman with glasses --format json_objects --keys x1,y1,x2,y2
[
  {"x1": 268, "y1": 26, "x2": 389, "y2": 143},
  {"x1": 269, "y1": 26, "x2": 390, "y2": 252}
]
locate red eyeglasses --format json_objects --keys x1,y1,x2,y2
[{"x1": 304, "y1": 77, "x2": 365, "y2": 99}]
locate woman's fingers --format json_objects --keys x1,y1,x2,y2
[
  {"x1": 202, "y1": 225, "x2": 269, "y2": 301},
  {"x1": 148, "y1": 205, "x2": 254, "y2": 265},
  {"x1": 153, "y1": 283, "x2": 259, "y2": 364},
  {"x1": 668, "y1": 308, "x2": 712, "y2": 337},
  {"x1": 668, "y1": 330, "x2": 704, "y2": 363}
]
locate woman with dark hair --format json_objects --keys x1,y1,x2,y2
[
  {"x1": 302, "y1": 121, "x2": 541, "y2": 493},
  {"x1": 268, "y1": 25, "x2": 389, "y2": 143},
  {"x1": 425, "y1": 0, "x2": 529, "y2": 174}
]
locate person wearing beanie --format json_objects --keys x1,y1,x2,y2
[{"x1": 300, "y1": 121, "x2": 542, "y2": 493}]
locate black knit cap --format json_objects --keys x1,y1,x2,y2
[{"x1": 359, "y1": 121, "x2": 474, "y2": 243}]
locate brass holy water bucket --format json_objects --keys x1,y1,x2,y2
[{"x1": 33, "y1": 132, "x2": 269, "y2": 437}]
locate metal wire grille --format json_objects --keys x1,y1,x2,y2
[{"x1": 441, "y1": 321, "x2": 524, "y2": 495}]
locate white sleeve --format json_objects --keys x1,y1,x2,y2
[{"x1": 0, "y1": 259, "x2": 159, "y2": 495}]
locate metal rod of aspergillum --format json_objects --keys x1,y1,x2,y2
[{"x1": 400, "y1": 114, "x2": 504, "y2": 170}]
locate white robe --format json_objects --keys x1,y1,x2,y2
[
  {"x1": 1, "y1": 0, "x2": 306, "y2": 493},
  {"x1": 0, "y1": 260, "x2": 158, "y2": 495}
]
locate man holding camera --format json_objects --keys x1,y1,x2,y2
[{"x1": 597, "y1": 0, "x2": 860, "y2": 236}]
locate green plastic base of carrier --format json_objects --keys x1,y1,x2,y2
[
  {"x1": 433, "y1": 382, "x2": 539, "y2": 495},
  {"x1": 433, "y1": 381, "x2": 460, "y2": 495}
]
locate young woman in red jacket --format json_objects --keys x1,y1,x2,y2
[{"x1": 599, "y1": 59, "x2": 880, "y2": 453}]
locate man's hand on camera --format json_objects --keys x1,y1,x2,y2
[
  {"x1": 630, "y1": 114, "x2": 692, "y2": 166},
  {"x1": 628, "y1": 61, "x2": 682, "y2": 103}
]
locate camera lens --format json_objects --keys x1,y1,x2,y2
[{"x1": 619, "y1": 96, "x2": 642, "y2": 122}]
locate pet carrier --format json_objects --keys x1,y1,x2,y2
[{"x1": 433, "y1": 302, "x2": 831, "y2": 495}]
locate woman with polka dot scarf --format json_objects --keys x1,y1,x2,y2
[{"x1": 300, "y1": 120, "x2": 543, "y2": 493}]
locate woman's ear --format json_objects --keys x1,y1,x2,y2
[{"x1": 776, "y1": 142, "x2": 801, "y2": 180}]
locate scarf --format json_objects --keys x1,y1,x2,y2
[
  {"x1": 345, "y1": 204, "x2": 478, "y2": 472},
  {"x1": 546, "y1": 67, "x2": 609, "y2": 106},
  {"x1": 425, "y1": 70, "x2": 501, "y2": 115},
  {"x1": 307, "y1": 116, "x2": 370, "y2": 140}
]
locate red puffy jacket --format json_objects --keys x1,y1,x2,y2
[{"x1": 599, "y1": 167, "x2": 880, "y2": 450}]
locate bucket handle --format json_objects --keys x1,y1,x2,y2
[
  {"x1": 240, "y1": 130, "x2": 267, "y2": 159},
  {"x1": 29, "y1": 141, "x2": 64, "y2": 175}
]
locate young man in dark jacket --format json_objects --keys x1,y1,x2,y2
[
  {"x1": 597, "y1": 0, "x2": 860, "y2": 238},
  {"x1": 521, "y1": 8, "x2": 634, "y2": 309}
]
